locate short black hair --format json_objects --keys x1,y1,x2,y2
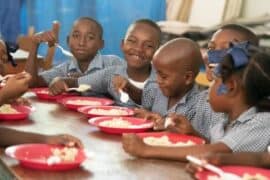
[
  {"x1": 128, "y1": 19, "x2": 162, "y2": 45},
  {"x1": 75, "y1": 16, "x2": 103, "y2": 39},
  {"x1": 220, "y1": 24, "x2": 259, "y2": 46}
]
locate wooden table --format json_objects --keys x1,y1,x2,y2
[{"x1": 0, "y1": 93, "x2": 193, "y2": 180}]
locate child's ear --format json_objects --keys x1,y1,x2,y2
[
  {"x1": 120, "y1": 39, "x2": 124, "y2": 51},
  {"x1": 99, "y1": 39, "x2": 104, "y2": 49},
  {"x1": 184, "y1": 71, "x2": 195, "y2": 85},
  {"x1": 66, "y1": 36, "x2": 70, "y2": 45},
  {"x1": 224, "y1": 77, "x2": 239, "y2": 97}
]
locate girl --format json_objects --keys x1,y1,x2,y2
[{"x1": 122, "y1": 42, "x2": 270, "y2": 161}]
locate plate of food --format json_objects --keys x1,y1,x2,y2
[
  {"x1": 78, "y1": 105, "x2": 134, "y2": 118},
  {"x1": 31, "y1": 88, "x2": 76, "y2": 101},
  {"x1": 5, "y1": 144, "x2": 86, "y2": 171},
  {"x1": 60, "y1": 96, "x2": 114, "y2": 110},
  {"x1": 137, "y1": 132, "x2": 205, "y2": 147},
  {"x1": 196, "y1": 166, "x2": 270, "y2": 180},
  {"x1": 0, "y1": 104, "x2": 34, "y2": 120},
  {"x1": 89, "y1": 117, "x2": 153, "y2": 134}
]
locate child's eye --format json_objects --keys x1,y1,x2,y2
[
  {"x1": 85, "y1": 35, "x2": 95, "y2": 41},
  {"x1": 126, "y1": 39, "x2": 136, "y2": 43},
  {"x1": 72, "y1": 34, "x2": 80, "y2": 39},
  {"x1": 145, "y1": 44, "x2": 154, "y2": 49}
]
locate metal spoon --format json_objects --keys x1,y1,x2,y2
[
  {"x1": 55, "y1": 43, "x2": 73, "y2": 57},
  {"x1": 186, "y1": 155, "x2": 242, "y2": 180}
]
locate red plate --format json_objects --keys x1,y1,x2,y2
[
  {"x1": 5, "y1": 144, "x2": 86, "y2": 171},
  {"x1": 31, "y1": 88, "x2": 76, "y2": 101},
  {"x1": 89, "y1": 116, "x2": 153, "y2": 134},
  {"x1": 60, "y1": 96, "x2": 114, "y2": 110},
  {"x1": 78, "y1": 105, "x2": 134, "y2": 118},
  {"x1": 137, "y1": 132, "x2": 205, "y2": 146},
  {"x1": 0, "y1": 105, "x2": 34, "y2": 121},
  {"x1": 196, "y1": 166, "x2": 270, "y2": 180}
]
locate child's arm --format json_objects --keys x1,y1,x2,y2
[
  {"x1": 25, "y1": 30, "x2": 57, "y2": 87},
  {"x1": 0, "y1": 127, "x2": 83, "y2": 148},
  {"x1": 0, "y1": 72, "x2": 31, "y2": 105},
  {"x1": 122, "y1": 133, "x2": 231, "y2": 161}
]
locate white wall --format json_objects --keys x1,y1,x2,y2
[{"x1": 242, "y1": 0, "x2": 270, "y2": 18}]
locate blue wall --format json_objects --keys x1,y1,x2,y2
[{"x1": 18, "y1": 0, "x2": 165, "y2": 64}]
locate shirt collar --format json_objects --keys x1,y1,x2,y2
[{"x1": 68, "y1": 53, "x2": 103, "y2": 74}]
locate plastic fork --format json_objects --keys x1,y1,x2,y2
[
  {"x1": 186, "y1": 155, "x2": 242, "y2": 180},
  {"x1": 119, "y1": 89, "x2": 129, "y2": 103},
  {"x1": 67, "y1": 84, "x2": 91, "y2": 93}
]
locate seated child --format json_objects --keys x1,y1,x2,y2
[
  {"x1": 0, "y1": 38, "x2": 82, "y2": 147},
  {"x1": 25, "y1": 17, "x2": 123, "y2": 92},
  {"x1": 135, "y1": 37, "x2": 202, "y2": 128},
  {"x1": 122, "y1": 43, "x2": 270, "y2": 161},
  {"x1": 50, "y1": 19, "x2": 162, "y2": 107},
  {"x1": 156, "y1": 24, "x2": 260, "y2": 139}
]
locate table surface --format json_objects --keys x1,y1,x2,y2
[{"x1": 0, "y1": 92, "x2": 194, "y2": 180}]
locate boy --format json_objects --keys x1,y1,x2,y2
[
  {"x1": 136, "y1": 38, "x2": 202, "y2": 129},
  {"x1": 25, "y1": 17, "x2": 123, "y2": 90},
  {"x1": 49, "y1": 19, "x2": 161, "y2": 107}
]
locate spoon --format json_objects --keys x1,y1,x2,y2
[
  {"x1": 67, "y1": 84, "x2": 91, "y2": 93},
  {"x1": 186, "y1": 155, "x2": 242, "y2": 180},
  {"x1": 119, "y1": 89, "x2": 129, "y2": 103},
  {"x1": 55, "y1": 43, "x2": 73, "y2": 57}
]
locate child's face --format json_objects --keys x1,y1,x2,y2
[
  {"x1": 121, "y1": 23, "x2": 160, "y2": 69},
  {"x1": 153, "y1": 59, "x2": 189, "y2": 98},
  {"x1": 68, "y1": 19, "x2": 103, "y2": 62},
  {"x1": 208, "y1": 78, "x2": 228, "y2": 112},
  {"x1": 206, "y1": 29, "x2": 249, "y2": 81}
]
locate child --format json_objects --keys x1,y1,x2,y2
[
  {"x1": 0, "y1": 38, "x2": 82, "y2": 147},
  {"x1": 51, "y1": 19, "x2": 161, "y2": 107},
  {"x1": 25, "y1": 17, "x2": 123, "y2": 92},
  {"x1": 157, "y1": 24, "x2": 260, "y2": 139},
  {"x1": 122, "y1": 43, "x2": 270, "y2": 161},
  {"x1": 140, "y1": 38, "x2": 202, "y2": 120}
]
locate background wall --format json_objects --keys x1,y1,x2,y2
[{"x1": 1, "y1": 0, "x2": 165, "y2": 64}]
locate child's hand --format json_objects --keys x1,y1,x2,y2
[
  {"x1": 49, "y1": 77, "x2": 68, "y2": 95},
  {"x1": 2, "y1": 72, "x2": 31, "y2": 101},
  {"x1": 166, "y1": 114, "x2": 195, "y2": 135},
  {"x1": 44, "y1": 134, "x2": 83, "y2": 148},
  {"x1": 112, "y1": 75, "x2": 128, "y2": 93},
  {"x1": 186, "y1": 153, "x2": 222, "y2": 175},
  {"x1": 122, "y1": 133, "x2": 146, "y2": 157},
  {"x1": 7, "y1": 97, "x2": 31, "y2": 106},
  {"x1": 32, "y1": 31, "x2": 56, "y2": 46},
  {"x1": 133, "y1": 108, "x2": 151, "y2": 118}
]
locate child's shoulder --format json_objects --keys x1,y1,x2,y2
[{"x1": 100, "y1": 54, "x2": 124, "y2": 66}]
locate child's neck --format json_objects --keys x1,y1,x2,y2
[
  {"x1": 167, "y1": 85, "x2": 192, "y2": 110},
  {"x1": 227, "y1": 102, "x2": 252, "y2": 122},
  {"x1": 127, "y1": 65, "x2": 151, "y2": 82},
  {"x1": 77, "y1": 54, "x2": 97, "y2": 73}
]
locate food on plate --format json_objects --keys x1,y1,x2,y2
[
  {"x1": 88, "y1": 108, "x2": 128, "y2": 116},
  {"x1": 66, "y1": 100, "x2": 102, "y2": 106},
  {"x1": 143, "y1": 135, "x2": 196, "y2": 147},
  {"x1": 39, "y1": 89, "x2": 49, "y2": 94},
  {"x1": 47, "y1": 147, "x2": 78, "y2": 165},
  {"x1": 207, "y1": 173, "x2": 268, "y2": 180},
  {"x1": 0, "y1": 104, "x2": 19, "y2": 114},
  {"x1": 99, "y1": 118, "x2": 132, "y2": 128}
]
